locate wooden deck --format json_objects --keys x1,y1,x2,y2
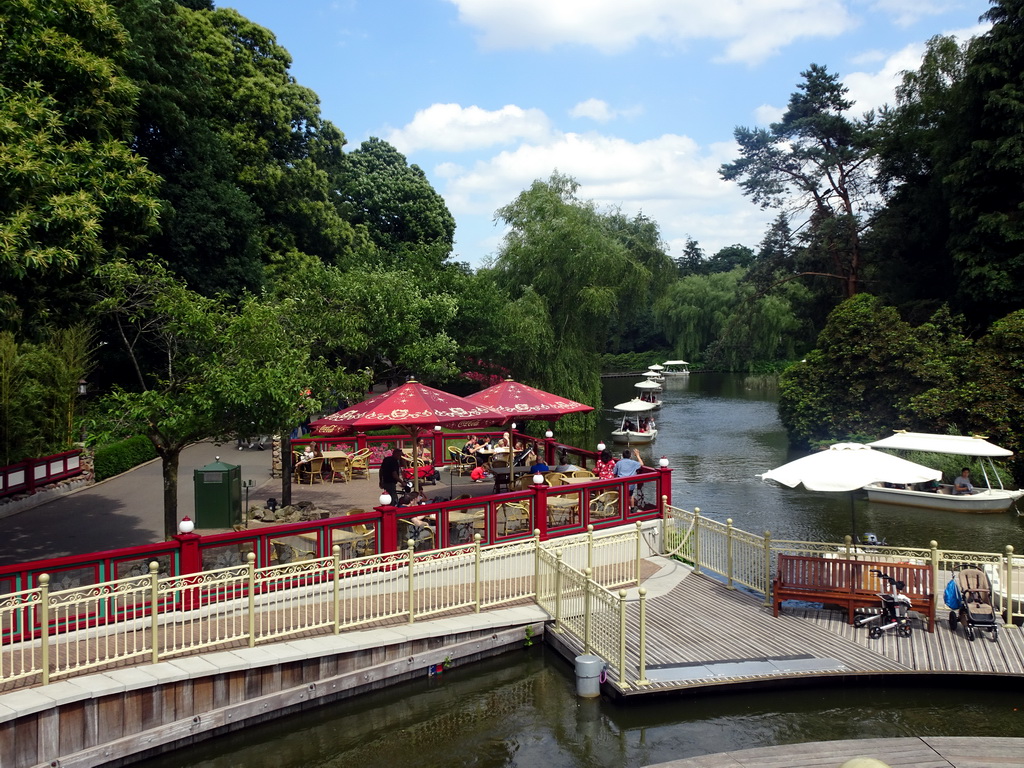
[{"x1": 557, "y1": 563, "x2": 1024, "y2": 697}]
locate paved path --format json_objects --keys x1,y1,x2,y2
[{"x1": 0, "y1": 441, "x2": 281, "y2": 565}]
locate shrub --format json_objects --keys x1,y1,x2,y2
[{"x1": 93, "y1": 436, "x2": 157, "y2": 481}]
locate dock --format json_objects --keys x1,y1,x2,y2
[{"x1": 546, "y1": 557, "x2": 1024, "y2": 697}]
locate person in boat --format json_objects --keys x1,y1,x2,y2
[
  {"x1": 622, "y1": 419, "x2": 635, "y2": 432},
  {"x1": 953, "y1": 468, "x2": 974, "y2": 495},
  {"x1": 595, "y1": 449, "x2": 616, "y2": 480}
]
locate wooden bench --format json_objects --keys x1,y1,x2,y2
[{"x1": 772, "y1": 555, "x2": 935, "y2": 632}]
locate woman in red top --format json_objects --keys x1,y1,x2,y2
[{"x1": 595, "y1": 448, "x2": 616, "y2": 480}]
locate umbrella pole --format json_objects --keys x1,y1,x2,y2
[{"x1": 849, "y1": 492, "x2": 856, "y2": 543}]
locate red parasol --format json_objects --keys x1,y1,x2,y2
[
  {"x1": 308, "y1": 380, "x2": 507, "y2": 494},
  {"x1": 463, "y1": 379, "x2": 593, "y2": 422},
  {"x1": 465, "y1": 379, "x2": 593, "y2": 487}
]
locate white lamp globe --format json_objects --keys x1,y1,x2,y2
[
  {"x1": 379, "y1": 492, "x2": 393, "y2": 506},
  {"x1": 178, "y1": 516, "x2": 195, "y2": 534}
]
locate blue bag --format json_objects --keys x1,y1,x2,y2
[{"x1": 943, "y1": 578, "x2": 961, "y2": 610}]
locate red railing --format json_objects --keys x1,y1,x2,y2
[{"x1": 0, "y1": 449, "x2": 83, "y2": 499}]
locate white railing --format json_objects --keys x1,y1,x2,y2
[
  {"x1": 1, "y1": 526, "x2": 645, "y2": 687},
  {"x1": 663, "y1": 504, "x2": 1024, "y2": 624}
]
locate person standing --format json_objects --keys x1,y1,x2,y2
[{"x1": 379, "y1": 448, "x2": 402, "y2": 504}]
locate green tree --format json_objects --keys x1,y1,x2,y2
[
  {"x1": 490, "y1": 173, "x2": 649, "y2": 418},
  {"x1": 95, "y1": 260, "x2": 355, "y2": 538},
  {"x1": 777, "y1": 294, "x2": 966, "y2": 447},
  {"x1": 336, "y1": 137, "x2": 456, "y2": 266},
  {"x1": 942, "y1": 0, "x2": 1024, "y2": 323},
  {"x1": 720, "y1": 64, "x2": 876, "y2": 299},
  {"x1": 707, "y1": 244, "x2": 755, "y2": 274},
  {"x1": 674, "y1": 237, "x2": 706, "y2": 276},
  {"x1": 0, "y1": 0, "x2": 160, "y2": 335}
]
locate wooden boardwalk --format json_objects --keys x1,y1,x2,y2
[{"x1": 559, "y1": 564, "x2": 1024, "y2": 697}]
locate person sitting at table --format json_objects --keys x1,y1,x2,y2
[
  {"x1": 529, "y1": 456, "x2": 550, "y2": 473},
  {"x1": 513, "y1": 441, "x2": 534, "y2": 466},
  {"x1": 300, "y1": 445, "x2": 315, "y2": 463},
  {"x1": 399, "y1": 490, "x2": 430, "y2": 506},
  {"x1": 595, "y1": 449, "x2": 616, "y2": 480},
  {"x1": 416, "y1": 440, "x2": 432, "y2": 464}
]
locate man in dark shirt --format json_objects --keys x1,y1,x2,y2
[{"x1": 378, "y1": 448, "x2": 402, "y2": 505}]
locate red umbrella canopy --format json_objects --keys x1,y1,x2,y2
[
  {"x1": 309, "y1": 380, "x2": 507, "y2": 436},
  {"x1": 464, "y1": 379, "x2": 593, "y2": 421}
]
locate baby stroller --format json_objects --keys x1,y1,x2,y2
[
  {"x1": 854, "y1": 569, "x2": 913, "y2": 638},
  {"x1": 944, "y1": 567, "x2": 999, "y2": 642}
]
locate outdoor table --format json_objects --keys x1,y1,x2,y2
[
  {"x1": 489, "y1": 466, "x2": 528, "y2": 493},
  {"x1": 321, "y1": 450, "x2": 351, "y2": 459},
  {"x1": 561, "y1": 476, "x2": 598, "y2": 485},
  {"x1": 449, "y1": 510, "x2": 484, "y2": 543},
  {"x1": 546, "y1": 495, "x2": 580, "y2": 526}
]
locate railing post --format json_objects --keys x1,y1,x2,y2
[
  {"x1": 618, "y1": 589, "x2": 630, "y2": 690},
  {"x1": 763, "y1": 531, "x2": 772, "y2": 608},
  {"x1": 149, "y1": 561, "x2": 160, "y2": 665},
  {"x1": 726, "y1": 518, "x2": 735, "y2": 590},
  {"x1": 635, "y1": 521, "x2": 643, "y2": 586},
  {"x1": 474, "y1": 534, "x2": 482, "y2": 613},
  {"x1": 332, "y1": 545, "x2": 341, "y2": 633},
  {"x1": 533, "y1": 484, "x2": 549, "y2": 540},
  {"x1": 39, "y1": 574, "x2": 49, "y2": 686},
  {"x1": 533, "y1": 530, "x2": 541, "y2": 600},
  {"x1": 584, "y1": 566, "x2": 593, "y2": 653},
  {"x1": 660, "y1": 497, "x2": 668, "y2": 556},
  {"x1": 929, "y1": 540, "x2": 941, "y2": 631},
  {"x1": 843, "y1": 535, "x2": 853, "y2": 558},
  {"x1": 587, "y1": 525, "x2": 595, "y2": 573},
  {"x1": 636, "y1": 587, "x2": 650, "y2": 686},
  {"x1": 1005, "y1": 545, "x2": 1015, "y2": 627},
  {"x1": 246, "y1": 552, "x2": 256, "y2": 647},
  {"x1": 379, "y1": 504, "x2": 399, "y2": 554},
  {"x1": 692, "y1": 508, "x2": 701, "y2": 574},
  {"x1": 553, "y1": 552, "x2": 563, "y2": 634},
  {"x1": 174, "y1": 527, "x2": 203, "y2": 612},
  {"x1": 656, "y1": 464, "x2": 672, "y2": 507},
  {"x1": 407, "y1": 540, "x2": 416, "y2": 624}
]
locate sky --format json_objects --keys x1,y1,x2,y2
[{"x1": 224, "y1": 0, "x2": 990, "y2": 268}]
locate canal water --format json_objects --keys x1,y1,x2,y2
[{"x1": 137, "y1": 373, "x2": 1024, "y2": 768}]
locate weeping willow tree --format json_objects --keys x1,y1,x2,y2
[
  {"x1": 488, "y1": 173, "x2": 651, "y2": 428},
  {"x1": 654, "y1": 268, "x2": 807, "y2": 369}
]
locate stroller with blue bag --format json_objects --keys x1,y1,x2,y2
[{"x1": 944, "y1": 567, "x2": 998, "y2": 642}]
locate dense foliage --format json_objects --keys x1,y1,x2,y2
[{"x1": 7, "y1": 0, "x2": 1024, "y2": 515}]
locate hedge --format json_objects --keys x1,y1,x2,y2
[{"x1": 93, "y1": 436, "x2": 157, "y2": 481}]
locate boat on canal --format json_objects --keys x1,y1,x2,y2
[
  {"x1": 611, "y1": 399, "x2": 658, "y2": 444},
  {"x1": 863, "y1": 431, "x2": 1024, "y2": 514},
  {"x1": 662, "y1": 359, "x2": 689, "y2": 376},
  {"x1": 635, "y1": 379, "x2": 662, "y2": 407}
]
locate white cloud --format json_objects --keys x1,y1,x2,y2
[
  {"x1": 869, "y1": 0, "x2": 954, "y2": 28},
  {"x1": 843, "y1": 42, "x2": 926, "y2": 113},
  {"x1": 432, "y1": 126, "x2": 775, "y2": 258},
  {"x1": 447, "y1": 0, "x2": 856, "y2": 64},
  {"x1": 754, "y1": 104, "x2": 785, "y2": 126},
  {"x1": 569, "y1": 98, "x2": 643, "y2": 123},
  {"x1": 570, "y1": 98, "x2": 614, "y2": 122},
  {"x1": 386, "y1": 103, "x2": 552, "y2": 153}
]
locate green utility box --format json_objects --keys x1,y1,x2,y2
[{"x1": 193, "y1": 458, "x2": 241, "y2": 529}]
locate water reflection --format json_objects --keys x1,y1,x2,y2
[
  {"x1": 138, "y1": 647, "x2": 1024, "y2": 768},
  {"x1": 597, "y1": 373, "x2": 1024, "y2": 554}
]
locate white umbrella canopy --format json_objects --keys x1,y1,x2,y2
[
  {"x1": 760, "y1": 443, "x2": 942, "y2": 492},
  {"x1": 634, "y1": 379, "x2": 662, "y2": 390},
  {"x1": 647, "y1": 364, "x2": 665, "y2": 371},
  {"x1": 613, "y1": 399, "x2": 658, "y2": 413}
]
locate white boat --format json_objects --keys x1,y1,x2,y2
[
  {"x1": 662, "y1": 359, "x2": 689, "y2": 376},
  {"x1": 643, "y1": 368, "x2": 665, "y2": 383},
  {"x1": 864, "y1": 431, "x2": 1024, "y2": 514},
  {"x1": 611, "y1": 399, "x2": 658, "y2": 444},
  {"x1": 637, "y1": 389, "x2": 662, "y2": 408},
  {"x1": 634, "y1": 378, "x2": 662, "y2": 394}
]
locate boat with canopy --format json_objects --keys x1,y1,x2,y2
[
  {"x1": 634, "y1": 379, "x2": 662, "y2": 407},
  {"x1": 611, "y1": 399, "x2": 658, "y2": 444},
  {"x1": 662, "y1": 360, "x2": 689, "y2": 376},
  {"x1": 863, "y1": 431, "x2": 1024, "y2": 513}
]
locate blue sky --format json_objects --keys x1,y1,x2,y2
[{"x1": 224, "y1": 0, "x2": 989, "y2": 267}]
